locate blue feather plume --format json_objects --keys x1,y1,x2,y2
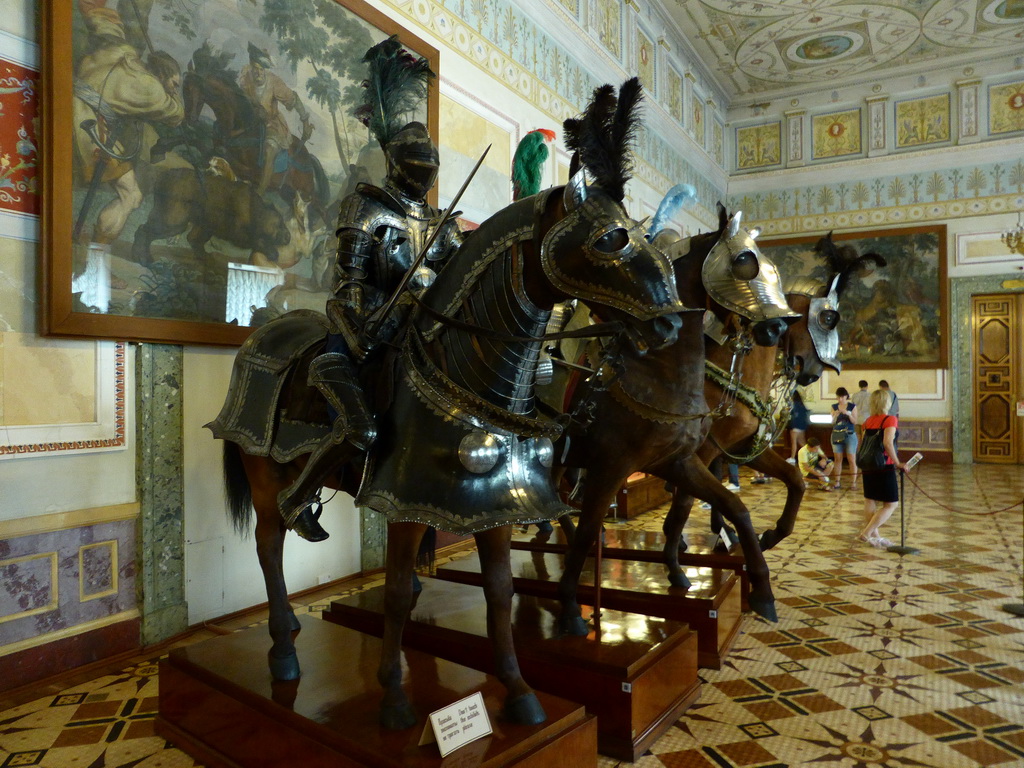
[{"x1": 649, "y1": 184, "x2": 697, "y2": 238}]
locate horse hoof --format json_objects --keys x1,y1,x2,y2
[
  {"x1": 749, "y1": 597, "x2": 778, "y2": 623},
  {"x1": 380, "y1": 703, "x2": 417, "y2": 731},
  {"x1": 505, "y1": 692, "x2": 546, "y2": 726},
  {"x1": 558, "y1": 614, "x2": 589, "y2": 636},
  {"x1": 268, "y1": 651, "x2": 300, "y2": 681},
  {"x1": 758, "y1": 531, "x2": 779, "y2": 551},
  {"x1": 668, "y1": 572, "x2": 692, "y2": 589}
]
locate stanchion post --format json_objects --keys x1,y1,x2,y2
[
  {"x1": 887, "y1": 469, "x2": 920, "y2": 556},
  {"x1": 1002, "y1": 496, "x2": 1024, "y2": 618}
]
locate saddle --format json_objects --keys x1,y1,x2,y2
[{"x1": 207, "y1": 310, "x2": 395, "y2": 463}]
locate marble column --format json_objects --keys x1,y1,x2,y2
[{"x1": 136, "y1": 343, "x2": 189, "y2": 644}]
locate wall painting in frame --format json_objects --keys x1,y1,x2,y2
[
  {"x1": 760, "y1": 225, "x2": 947, "y2": 369},
  {"x1": 42, "y1": 0, "x2": 439, "y2": 346}
]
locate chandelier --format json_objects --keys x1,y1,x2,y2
[{"x1": 1003, "y1": 213, "x2": 1024, "y2": 256}]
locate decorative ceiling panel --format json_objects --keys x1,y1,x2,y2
[{"x1": 662, "y1": 0, "x2": 1024, "y2": 101}]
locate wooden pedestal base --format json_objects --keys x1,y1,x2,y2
[
  {"x1": 511, "y1": 527, "x2": 751, "y2": 611},
  {"x1": 436, "y1": 550, "x2": 742, "y2": 669},
  {"x1": 157, "y1": 616, "x2": 597, "y2": 767},
  {"x1": 324, "y1": 578, "x2": 700, "y2": 762}
]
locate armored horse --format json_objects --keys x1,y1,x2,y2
[
  {"x1": 681, "y1": 232, "x2": 885, "y2": 554},
  {"x1": 548, "y1": 206, "x2": 799, "y2": 631},
  {"x1": 208, "y1": 78, "x2": 686, "y2": 730}
]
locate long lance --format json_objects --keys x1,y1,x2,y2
[{"x1": 364, "y1": 144, "x2": 490, "y2": 343}]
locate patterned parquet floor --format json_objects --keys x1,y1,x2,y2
[{"x1": 1, "y1": 464, "x2": 1021, "y2": 767}]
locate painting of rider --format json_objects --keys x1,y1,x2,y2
[
  {"x1": 759, "y1": 224, "x2": 947, "y2": 369},
  {"x1": 43, "y1": 0, "x2": 439, "y2": 345}
]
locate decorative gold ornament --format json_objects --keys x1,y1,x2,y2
[{"x1": 1003, "y1": 213, "x2": 1024, "y2": 256}]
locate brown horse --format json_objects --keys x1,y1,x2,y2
[
  {"x1": 551, "y1": 207, "x2": 797, "y2": 631},
  {"x1": 181, "y1": 45, "x2": 330, "y2": 222},
  {"x1": 211, "y1": 78, "x2": 687, "y2": 731},
  {"x1": 667, "y1": 233, "x2": 884, "y2": 563}
]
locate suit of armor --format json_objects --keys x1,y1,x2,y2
[{"x1": 279, "y1": 122, "x2": 462, "y2": 540}]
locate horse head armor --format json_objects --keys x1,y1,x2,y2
[
  {"x1": 540, "y1": 171, "x2": 687, "y2": 323},
  {"x1": 700, "y1": 212, "x2": 799, "y2": 335},
  {"x1": 785, "y1": 273, "x2": 842, "y2": 373}
]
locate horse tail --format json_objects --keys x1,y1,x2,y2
[
  {"x1": 416, "y1": 526, "x2": 437, "y2": 573},
  {"x1": 223, "y1": 441, "x2": 254, "y2": 536}
]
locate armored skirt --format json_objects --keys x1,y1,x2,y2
[{"x1": 356, "y1": 337, "x2": 569, "y2": 534}]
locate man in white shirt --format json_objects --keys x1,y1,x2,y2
[{"x1": 851, "y1": 380, "x2": 871, "y2": 437}]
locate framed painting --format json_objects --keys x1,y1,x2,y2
[
  {"x1": 760, "y1": 225, "x2": 948, "y2": 369},
  {"x1": 41, "y1": 0, "x2": 439, "y2": 346}
]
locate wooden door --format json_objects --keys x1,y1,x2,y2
[{"x1": 972, "y1": 293, "x2": 1024, "y2": 463}]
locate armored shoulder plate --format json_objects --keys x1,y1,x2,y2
[{"x1": 335, "y1": 185, "x2": 407, "y2": 238}]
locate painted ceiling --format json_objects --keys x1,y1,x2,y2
[{"x1": 662, "y1": 0, "x2": 1024, "y2": 103}]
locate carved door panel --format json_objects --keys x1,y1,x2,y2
[{"x1": 972, "y1": 294, "x2": 1023, "y2": 463}]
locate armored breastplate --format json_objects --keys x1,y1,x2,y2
[{"x1": 339, "y1": 184, "x2": 454, "y2": 311}]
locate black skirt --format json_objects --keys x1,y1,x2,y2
[{"x1": 862, "y1": 466, "x2": 898, "y2": 503}]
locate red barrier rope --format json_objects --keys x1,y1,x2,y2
[{"x1": 900, "y1": 470, "x2": 1024, "y2": 517}]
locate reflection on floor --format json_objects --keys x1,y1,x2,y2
[{"x1": 1, "y1": 464, "x2": 1022, "y2": 767}]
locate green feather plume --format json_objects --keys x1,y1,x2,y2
[
  {"x1": 512, "y1": 129, "x2": 556, "y2": 200},
  {"x1": 354, "y1": 35, "x2": 435, "y2": 148}
]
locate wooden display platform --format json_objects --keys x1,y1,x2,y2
[
  {"x1": 435, "y1": 551, "x2": 742, "y2": 669},
  {"x1": 157, "y1": 616, "x2": 597, "y2": 767},
  {"x1": 614, "y1": 474, "x2": 674, "y2": 519},
  {"x1": 511, "y1": 527, "x2": 750, "y2": 611},
  {"x1": 323, "y1": 577, "x2": 700, "y2": 762}
]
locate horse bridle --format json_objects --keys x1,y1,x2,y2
[{"x1": 706, "y1": 329, "x2": 798, "y2": 463}]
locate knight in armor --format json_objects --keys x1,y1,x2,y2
[{"x1": 278, "y1": 37, "x2": 462, "y2": 541}]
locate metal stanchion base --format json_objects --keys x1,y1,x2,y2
[
  {"x1": 1002, "y1": 603, "x2": 1024, "y2": 617},
  {"x1": 886, "y1": 544, "x2": 921, "y2": 555}
]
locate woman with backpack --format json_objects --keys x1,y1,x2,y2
[
  {"x1": 857, "y1": 389, "x2": 907, "y2": 548},
  {"x1": 830, "y1": 387, "x2": 858, "y2": 489}
]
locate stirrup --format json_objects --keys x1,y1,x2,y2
[{"x1": 291, "y1": 501, "x2": 329, "y2": 542}]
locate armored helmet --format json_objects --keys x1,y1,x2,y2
[{"x1": 385, "y1": 121, "x2": 439, "y2": 201}]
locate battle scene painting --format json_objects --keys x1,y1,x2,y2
[
  {"x1": 43, "y1": 0, "x2": 436, "y2": 345},
  {"x1": 760, "y1": 225, "x2": 947, "y2": 369}
]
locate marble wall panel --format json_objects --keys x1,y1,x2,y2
[
  {"x1": 0, "y1": 552, "x2": 56, "y2": 622},
  {"x1": 594, "y1": 0, "x2": 621, "y2": 59},
  {"x1": 895, "y1": 94, "x2": 950, "y2": 149},
  {"x1": 989, "y1": 80, "x2": 1024, "y2": 136},
  {"x1": 736, "y1": 123, "x2": 781, "y2": 170},
  {"x1": 812, "y1": 109, "x2": 861, "y2": 160},
  {"x1": 666, "y1": 67, "x2": 683, "y2": 123},
  {"x1": 0, "y1": 517, "x2": 136, "y2": 650},
  {"x1": 2, "y1": 333, "x2": 97, "y2": 425},
  {"x1": 637, "y1": 27, "x2": 655, "y2": 94}
]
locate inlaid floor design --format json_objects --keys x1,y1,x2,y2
[{"x1": 0, "y1": 464, "x2": 1021, "y2": 767}]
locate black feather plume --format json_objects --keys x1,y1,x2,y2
[
  {"x1": 837, "y1": 253, "x2": 885, "y2": 296},
  {"x1": 814, "y1": 233, "x2": 886, "y2": 296},
  {"x1": 354, "y1": 35, "x2": 434, "y2": 149},
  {"x1": 562, "y1": 78, "x2": 643, "y2": 201}
]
